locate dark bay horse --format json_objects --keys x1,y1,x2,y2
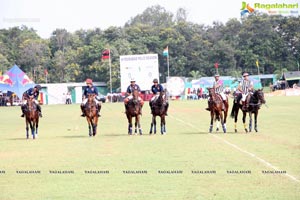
[
  {"x1": 126, "y1": 90, "x2": 142, "y2": 135},
  {"x1": 83, "y1": 94, "x2": 99, "y2": 136},
  {"x1": 149, "y1": 91, "x2": 167, "y2": 135},
  {"x1": 230, "y1": 89, "x2": 266, "y2": 133},
  {"x1": 24, "y1": 97, "x2": 39, "y2": 139},
  {"x1": 207, "y1": 88, "x2": 227, "y2": 133}
]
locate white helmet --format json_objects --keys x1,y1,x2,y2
[{"x1": 130, "y1": 77, "x2": 136, "y2": 82}]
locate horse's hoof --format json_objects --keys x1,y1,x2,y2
[
  {"x1": 235, "y1": 129, "x2": 237, "y2": 133},
  {"x1": 255, "y1": 129, "x2": 258, "y2": 132},
  {"x1": 216, "y1": 128, "x2": 219, "y2": 132},
  {"x1": 245, "y1": 129, "x2": 248, "y2": 133}
]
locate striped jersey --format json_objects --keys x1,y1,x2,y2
[
  {"x1": 213, "y1": 80, "x2": 224, "y2": 93},
  {"x1": 239, "y1": 79, "x2": 253, "y2": 93}
]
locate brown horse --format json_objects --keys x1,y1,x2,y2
[
  {"x1": 230, "y1": 89, "x2": 266, "y2": 133},
  {"x1": 83, "y1": 94, "x2": 99, "y2": 136},
  {"x1": 207, "y1": 88, "x2": 227, "y2": 133},
  {"x1": 24, "y1": 96, "x2": 39, "y2": 139},
  {"x1": 126, "y1": 90, "x2": 142, "y2": 135},
  {"x1": 149, "y1": 91, "x2": 167, "y2": 135}
]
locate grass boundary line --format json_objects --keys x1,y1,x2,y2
[{"x1": 169, "y1": 115, "x2": 300, "y2": 183}]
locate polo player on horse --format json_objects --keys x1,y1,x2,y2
[
  {"x1": 124, "y1": 78, "x2": 144, "y2": 115},
  {"x1": 238, "y1": 72, "x2": 254, "y2": 111},
  {"x1": 80, "y1": 78, "x2": 101, "y2": 117},
  {"x1": 206, "y1": 74, "x2": 227, "y2": 111},
  {"x1": 21, "y1": 84, "x2": 42, "y2": 118},
  {"x1": 149, "y1": 78, "x2": 168, "y2": 115}
]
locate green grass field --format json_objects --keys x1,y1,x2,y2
[{"x1": 0, "y1": 96, "x2": 299, "y2": 200}]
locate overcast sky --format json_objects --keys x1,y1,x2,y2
[{"x1": 0, "y1": 0, "x2": 299, "y2": 38}]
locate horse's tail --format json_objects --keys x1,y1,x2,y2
[{"x1": 230, "y1": 102, "x2": 237, "y2": 118}]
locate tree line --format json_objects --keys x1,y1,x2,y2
[{"x1": 0, "y1": 5, "x2": 299, "y2": 90}]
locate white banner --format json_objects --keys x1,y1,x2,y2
[{"x1": 120, "y1": 54, "x2": 159, "y2": 92}]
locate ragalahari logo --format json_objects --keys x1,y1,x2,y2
[
  {"x1": 0, "y1": 74, "x2": 14, "y2": 86},
  {"x1": 241, "y1": 1, "x2": 255, "y2": 16}
]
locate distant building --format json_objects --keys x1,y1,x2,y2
[
  {"x1": 282, "y1": 71, "x2": 300, "y2": 87},
  {"x1": 40, "y1": 82, "x2": 107, "y2": 105}
]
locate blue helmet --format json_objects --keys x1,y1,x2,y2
[{"x1": 35, "y1": 85, "x2": 41, "y2": 90}]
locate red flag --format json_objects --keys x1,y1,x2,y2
[
  {"x1": 44, "y1": 69, "x2": 48, "y2": 76},
  {"x1": 101, "y1": 49, "x2": 110, "y2": 60},
  {"x1": 214, "y1": 62, "x2": 219, "y2": 69}
]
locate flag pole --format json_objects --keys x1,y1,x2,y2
[
  {"x1": 256, "y1": 59, "x2": 260, "y2": 75},
  {"x1": 167, "y1": 54, "x2": 170, "y2": 80},
  {"x1": 109, "y1": 49, "x2": 112, "y2": 96}
]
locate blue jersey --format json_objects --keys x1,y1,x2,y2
[
  {"x1": 151, "y1": 84, "x2": 163, "y2": 94},
  {"x1": 83, "y1": 86, "x2": 98, "y2": 98},
  {"x1": 24, "y1": 88, "x2": 39, "y2": 100},
  {"x1": 126, "y1": 84, "x2": 141, "y2": 94}
]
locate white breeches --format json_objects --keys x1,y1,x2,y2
[
  {"x1": 23, "y1": 99, "x2": 39, "y2": 105},
  {"x1": 151, "y1": 94, "x2": 167, "y2": 102},
  {"x1": 82, "y1": 98, "x2": 99, "y2": 104},
  {"x1": 219, "y1": 92, "x2": 227, "y2": 101},
  {"x1": 151, "y1": 94, "x2": 159, "y2": 102},
  {"x1": 241, "y1": 93, "x2": 248, "y2": 101},
  {"x1": 127, "y1": 95, "x2": 142, "y2": 101}
]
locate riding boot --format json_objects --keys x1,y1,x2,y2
[
  {"x1": 124, "y1": 103, "x2": 128, "y2": 113},
  {"x1": 80, "y1": 104, "x2": 86, "y2": 117},
  {"x1": 165, "y1": 102, "x2": 169, "y2": 116},
  {"x1": 242, "y1": 101, "x2": 247, "y2": 111},
  {"x1": 20, "y1": 105, "x2": 26, "y2": 117},
  {"x1": 222, "y1": 100, "x2": 226, "y2": 111},
  {"x1": 205, "y1": 101, "x2": 210, "y2": 111},
  {"x1": 37, "y1": 104, "x2": 43, "y2": 117},
  {"x1": 149, "y1": 101, "x2": 153, "y2": 114},
  {"x1": 246, "y1": 96, "x2": 250, "y2": 110},
  {"x1": 139, "y1": 105, "x2": 143, "y2": 115},
  {"x1": 97, "y1": 104, "x2": 101, "y2": 117}
]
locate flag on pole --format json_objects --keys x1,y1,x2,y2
[
  {"x1": 214, "y1": 62, "x2": 219, "y2": 69},
  {"x1": 256, "y1": 59, "x2": 259, "y2": 68},
  {"x1": 101, "y1": 49, "x2": 110, "y2": 60},
  {"x1": 44, "y1": 69, "x2": 48, "y2": 76},
  {"x1": 163, "y1": 46, "x2": 168, "y2": 57}
]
